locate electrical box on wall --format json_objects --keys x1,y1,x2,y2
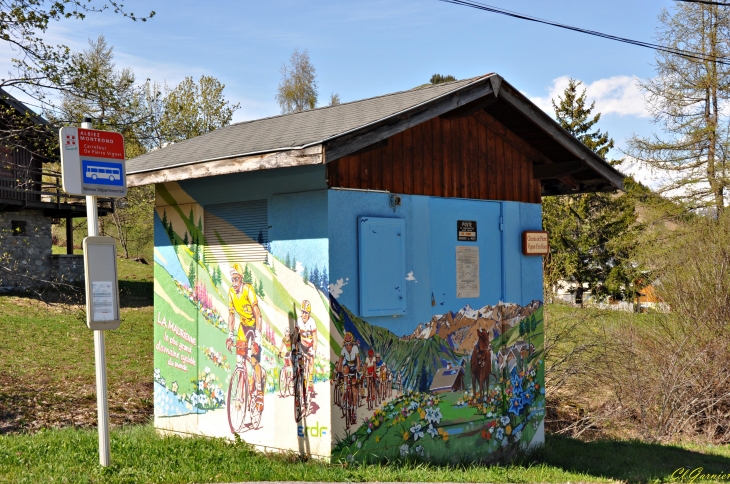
[{"x1": 358, "y1": 217, "x2": 406, "y2": 317}]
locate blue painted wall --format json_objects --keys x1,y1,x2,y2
[
  {"x1": 176, "y1": 165, "x2": 330, "y2": 273},
  {"x1": 328, "y1": 189, "x2": 543, "y2": 337}
]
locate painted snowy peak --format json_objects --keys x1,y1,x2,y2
[{"x1": 401, "y1": 300, "x2": 543, "y2": 354}]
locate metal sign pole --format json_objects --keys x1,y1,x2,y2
[{"x1": 82, "y1": 118, "x2": 111, "y2": 467}]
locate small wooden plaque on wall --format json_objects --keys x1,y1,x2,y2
[{"x1": 522, "y1": 230, "x2": 549, "y2": 256}]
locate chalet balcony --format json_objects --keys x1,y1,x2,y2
[{"x1": 0, "y1": 159, "x2": 114, "y2": 218}]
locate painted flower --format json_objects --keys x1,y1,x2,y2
[
  {"x1": 425, "y1": 407, "x2": 443, "y2": 425},
  {"x1": 399, "y1": 444, "x2": 410, "y2": 457},
  {"x1": 402, "y1": 431, "x2": 410, "y2": 441},
  {"x1": 409, "y1": 400, "x2": 419, "y2": 411},
  {"x1": 410, "y1": 423, "x2": 424, "y2": 441},
  {"x1": 154, "y1": 368, "x2": 161, "y2": 380},
  {"x1": 505, "y1": 424, "x2": 512, "y2": 435},
  {"x1": 496, "y1": 427, "x2": 504, "y2": 440},
  {"x1": 357, "y1": 440, "x2": 362, "y2": 449},
  {"x1": 198, "y1": 381, "x2": 205, "y2": 392},
  {"x1": 375, "y1": 436, "x2": 380, "y2": 443},
  {"x1": 500, "y1": 416, "x2": 510, "y2": 426},
  {"x1": 171, "y1": 381, "x2": 179, "y2": 394},
  {"x1": 414, "y1": 445, "x2": 424, "y2": 456},
  {"x1": 204, "y1": 366, "x2": 211, "y2": 374},
  {"x1": 426, "y1": 424, "x2": 439, "y2": 438},
  {"x1": 367, "y1": 428, "x2": 372, "y2": 434},
  {"x1": 509, "y1": 397, "x2": 525, "y2": 416},
  {"x1": 159, "y1": 377, "x2": 166, "y2": 387},
  {"x1": 352, "y1": 435, "x2": 357, "y2": 442}
]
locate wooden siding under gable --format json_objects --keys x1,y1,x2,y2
[{"x1": 327, "y1": 110, "x2": 543, "y2": 204}]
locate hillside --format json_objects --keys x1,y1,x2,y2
[{"x1": 331, "y1": 297, "x2": 464, "y2": 391}]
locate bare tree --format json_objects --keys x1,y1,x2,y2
[
  {"x1": 628, "y1": 4, "x2": 730, "y2": 216},
  {"x1": 275, "y1": 49, "x2": 317, "y2": 114}
]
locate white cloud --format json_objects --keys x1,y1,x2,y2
[
  {"x1": 294, "y1": 261, "x2": 304, "y2": 275},
  {"x1": 529, "y1": 75, "x2": 648, "y2": 118},
  {"x1": 329, "y1": 278, "x2": 349, "y2": 299},
  {"x1": 406, "y1": 271, "x2": 417, "y2": 282}
]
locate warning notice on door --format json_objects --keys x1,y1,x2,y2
[
  {"x1": 92, "y1": 280, "x2": 114, "y2": 321},
  {"x1": 457, "y1": 220, "x2": 477, "y2": 241},
  {"x1": 456, "y1": 246, "x2": 480, "y2": 298}
]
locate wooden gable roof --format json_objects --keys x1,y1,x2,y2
[{"x1": 127, "y1": 74, "x2": 624, "y2": 198}]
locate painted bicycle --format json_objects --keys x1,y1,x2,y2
[
  {"x1": 340, "y1": 365, "x2": 358, "y2": 429},
  {"x1": 277, "y1": 352, "x2": 295, "y2": 397},
  {"x1": 227, "y1": 330, "x2": 266, "y2": 432},
  {"x1": 292, "y1": 348, "x2": 310, "y2": 422}
]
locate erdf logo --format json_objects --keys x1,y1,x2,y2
[{"x1": 297, "y1": 422, "x2": 328, "y2": 438}]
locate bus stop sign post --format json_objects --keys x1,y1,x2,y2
[{"x1": 60, "y1": 119, "x2": 126, "y2": 467}]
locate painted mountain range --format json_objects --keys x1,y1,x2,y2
[
  {"x1": 331, "y1": 296, "x2": 542, "y2": 393},
  {"x1": 401, "y1": 300, "x2": 543, "y2": 354},
  {"x1": 331, "y1": 296, "x2": 462, "y2": 392}
]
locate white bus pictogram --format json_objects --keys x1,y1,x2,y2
[{"x1": 86, "y1": 166, "x2": 121, "y2": 182}]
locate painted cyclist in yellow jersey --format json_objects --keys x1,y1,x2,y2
[{"x1": 226, "y1": 263, "x2": 263, "y2": 384}]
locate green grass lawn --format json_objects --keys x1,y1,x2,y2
[
  {"x1": 0, "y1": 256, "x2": 154, "y2": 433},
  {"x1": 3, "y1": 425, "x2": 730, "y2": 483}
]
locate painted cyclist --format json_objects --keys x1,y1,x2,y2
[
  {"x1": 296, "y1": 300, "x2": 317, "y2": 393},
  {"x1": 226, "y1": 263, "x2": 264, "y2": 392}
]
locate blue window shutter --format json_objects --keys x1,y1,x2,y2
[{"x1": 358, "y1": 217, "x2": 406, "y2": 317}]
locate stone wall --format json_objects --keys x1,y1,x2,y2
[
  {"x1": 50, "y1": 254, "x2": 85, "y2": 284},
  {"x1": 0, "y1": 210, "x2": 84, "y2": 291}
]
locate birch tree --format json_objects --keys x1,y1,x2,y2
[
  {"x1": 276, "y1": 49, "x2": 317, "y2": 114},
  {"x1": 629, "y1": 4, "x2": 730, "y2": 216}
]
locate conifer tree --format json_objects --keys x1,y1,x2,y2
[
  {"x1": 302, "y1": 266, "x2": 309, "y2": 285},
  {"x1": 311, "y1": 266, "x2": 320, "y2": 287},
  {"x1": 543, "y1": 79, "x2": 638, "y2": 305},
  {"x1": 320, "y1": 268, "x2": 329, "y2": 293},
  {"x1": 183, "y1": 232, "x2": 189, "y2": 246},
  {"x1": 243, "y1": 264, "x2": 253, "y2": 284},
  {"x1": 188, "y1": 260, "x2": 196, "y2": 286}
]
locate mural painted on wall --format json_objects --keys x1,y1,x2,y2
[
  {"x1": 330, "y1": 296, "x2": 544, "y2": 463},
  {"x1": 152, "y1": 183, "x2": 332, "y2": 452}
]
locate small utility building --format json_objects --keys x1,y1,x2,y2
[{"x1": 128, "y1": 74, "x2": 622, "y2": 462}]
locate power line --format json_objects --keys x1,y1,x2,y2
[
  {"x1": 439, "y1": 0, "x2": 730, "y2": 65},
  {"x1": 676, "y1": 0, "x2": 730, "y2": 5}
]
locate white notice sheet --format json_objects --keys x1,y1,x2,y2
[
  {"x1": 456, "y1": 246, "x2": 480, "y2": 298},
  {"x1": 92, "y1": 280, "x2": 114, "y2": 321}
]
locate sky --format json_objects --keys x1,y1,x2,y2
[{"x1": 0, "y1": 0, "x2": 682, "y2": 170}]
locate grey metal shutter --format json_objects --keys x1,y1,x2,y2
[{"x1": 204, "y1": 199, "x2": 268, "y2": 263}]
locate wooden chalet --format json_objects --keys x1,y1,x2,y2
[{"x1": 0, "y1": 89, "x2": 113, "y2": 289}]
